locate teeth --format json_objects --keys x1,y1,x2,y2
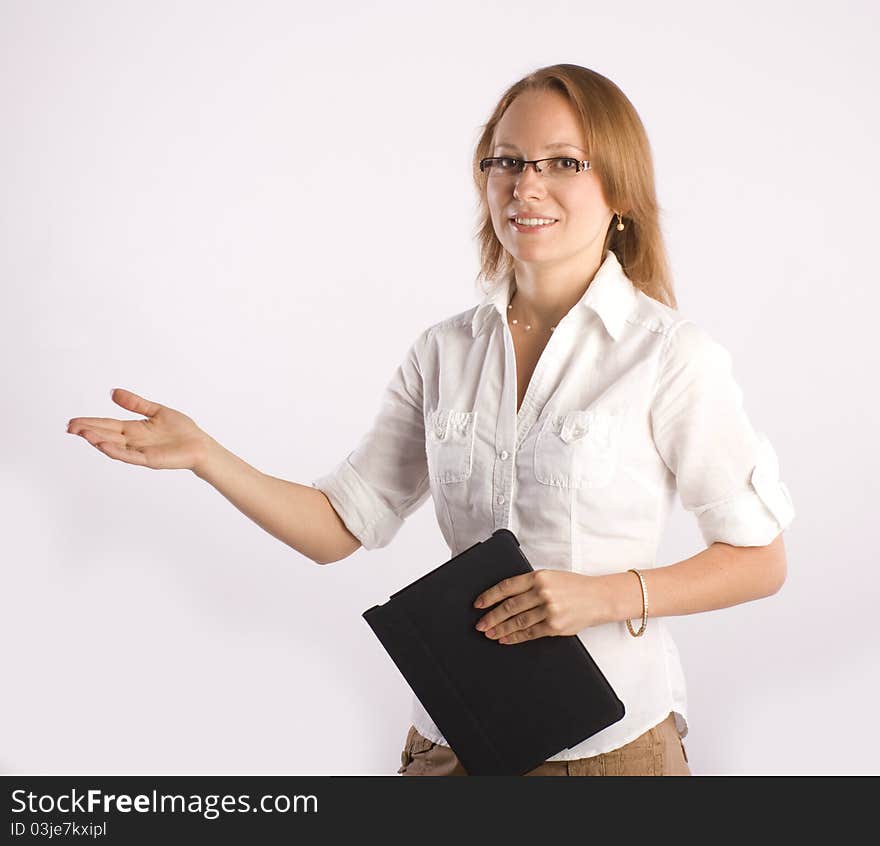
[{"x1": 514, "y1": 218, "x2": 556, "y2": 226}]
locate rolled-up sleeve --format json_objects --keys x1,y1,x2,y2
[
  {"x1": 650, "y1": 320, "x2": 795, "y2": 547},
  {"x1": 311, "y1": 329, "x2": 431, "y2": 550}
]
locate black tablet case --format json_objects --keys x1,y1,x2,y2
[{"x1": 362, "y1": 528, "x2": 625, "y2": 775}]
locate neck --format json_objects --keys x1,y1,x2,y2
[{"x1": 509, "y1": 246, "x2": 607, "y2": 329}]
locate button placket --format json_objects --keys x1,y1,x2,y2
[
  {"x1": 507, "y1": 318, "x2": 567, "y2": 454},
  {"x1": 493, "y1": 449, "x2": 513, "y2": 524},
  {"x1": 492, "y1": 331, "x2": 519, "y2": 529}
]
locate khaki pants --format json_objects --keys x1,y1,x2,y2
[{"x1": 397, "y1": 712, "x2": 691, "y2": 776}]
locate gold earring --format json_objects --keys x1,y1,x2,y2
[{"x1": 616, "y1": 212, "x2": 625, "y2": 231}]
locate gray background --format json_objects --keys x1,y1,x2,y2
[{"x1": 2, "y1": 0, "x2": 877, "y2": 775}]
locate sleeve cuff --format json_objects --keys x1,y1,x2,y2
[
  {"x1": 694, "y1": 433, "x2": 796, "y2": 547},
  {"x1": 311, "y1": 457, "x2": 405, "y2": 551}
]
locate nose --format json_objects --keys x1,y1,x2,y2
[{"x1": 512, "y1": 163, "x2": 546, "y2": 200}]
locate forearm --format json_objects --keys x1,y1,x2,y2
[
  {"x1": 598, "y1": 535, "x2": 787, "y2": 624},
  {"x1": 192, "y1": 436, "x2": 360, "y2": 565}
]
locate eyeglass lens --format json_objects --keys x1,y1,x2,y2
[{"x1": 483, "y1": 157, "x2": 582, "y2": 178}]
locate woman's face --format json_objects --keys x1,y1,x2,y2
[{"x1": 486, "y1": 88, "x2": 614, "y2": 269}]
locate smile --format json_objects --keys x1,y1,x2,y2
[{"x1": 509, "y1": 218, "x2": 558, "y2": 232}]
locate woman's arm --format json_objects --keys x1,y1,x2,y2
[
  {"x1": 597, "y1": 534, "x2": 787, "y2": 624},
  {"x1": 194, "y1": 437, "x2": 362, "y2": 565}
]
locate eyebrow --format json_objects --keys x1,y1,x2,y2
[{"x1": 494, "y1": 142, "x2": 587, "y2": 154}]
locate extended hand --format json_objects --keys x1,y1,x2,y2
[
  {"x1": 472, "y1": 569, "x2": 610, "y2": 644},
  {"x1": 67, "y1": 388, "x2": 212, "y2": 471}
]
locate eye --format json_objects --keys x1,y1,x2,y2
[
  {"x1": 498, "y1": 157, "x2": 520, "y2": 169},
  {"x1": 555, "y1": 157, "x2": 578, "y2": 170}
]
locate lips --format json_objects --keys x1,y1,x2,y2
[{"x1": 509, "y1": 218, "x2": 559, "y2": 232}]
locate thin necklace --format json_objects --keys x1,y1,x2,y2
[{"x1": 506, "y1": 291, "x2": 557, "y2": 333}]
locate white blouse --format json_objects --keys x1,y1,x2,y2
[{"x1": 312, "y1": 248, "x2": 796, "y2": 759}]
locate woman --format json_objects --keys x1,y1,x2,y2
[{"x1": 66, "y1": 64, "x2": 795, "y2": 776}]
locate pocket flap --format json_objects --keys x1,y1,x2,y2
[
  {"x1": 427, "y1": 409, "x2": 475, "y2": 441},
  {"x1": 427, "y1": 409, "x2": 450, "y2": 440},
  {"x1": 559, "y1": 408, "x2": 619, "y2": 445},
  {"x1": 560, "y1": 410, "x2": 592, "y2": 443}
]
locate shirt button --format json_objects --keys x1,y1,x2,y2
[
  {"x1": 500, "y1": 450, "x2": 509, "y2": 460},
  {"x1": 497, "y1": 495, "x2": 505, "y2": 504}
]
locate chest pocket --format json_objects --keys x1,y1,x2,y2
[
  {"x1": 534, "y1": 407, "x2": 623, "y2": 489},
  {"x1": 426, "y1": 408, "x2": 477, "y2": 483}
]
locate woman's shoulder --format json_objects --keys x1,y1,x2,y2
[
  {"x1": 627, "y1": 290, "x2": 728, "y2": 356},
  {"x1": 418, "y1": 305, "x2": 484, "y2": 342},
  {"x1": 397, "y1": 307, "x2": 478, "y2": 366},
  {"x1": 627, "y1": 288, "x2": 687, "y2": 338}
]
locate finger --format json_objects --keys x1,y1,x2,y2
[
  {"x1": 498, "y1": 621, "x2": 554, "y2": 644},
  {"x1": 475, "y1": 587, "x2": 542, "y2": 633},
  {"x1": 67, "y1": 417, "x2": 127, "y2": 434},
  {"x1": 76, "y1": 426, "x2": 147, "y2": 451},
  {"x1": 76, "y1": 427, "x2": 124, "y2": 448},
  {"x1": 89, "y1": 437, "x2": 150, "y2": 467},
  {"x1": 75, "y1": 429, "x2": 132, "y2": 454},
  {"x1": 68, "y1": 419, "x2": 148, "y2": 439},
  {"x1": 109, "y1": 388, "x2": 163, "y2": 419},
  {"x1": 474, "y1": 572, "x2": 537, "y2": 609},
  {"x1": 482, "y1": 604, "x2": 546, "y2": 640}
]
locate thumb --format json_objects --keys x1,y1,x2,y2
[{"x1": 109, "y1": 387, "x2": 163, "y2": 418}]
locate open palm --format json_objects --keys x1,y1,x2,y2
[{"x1": 67, "y1": 388, "x2": 211, "y2": 471}]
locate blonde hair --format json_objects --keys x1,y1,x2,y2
[{"x1": 472, "y1": 63, "x2": 677, "y2": 310}]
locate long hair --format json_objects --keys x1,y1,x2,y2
[{"x1": 472, "y1": 64, "x2": 677, "y2": 310}]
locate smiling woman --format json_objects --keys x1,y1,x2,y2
[
  {"x1": 471, "y1": 64, "x2": 677, "y2": 322},
  {"x1": 68, "y1": 62, "x2": 794, "y2": 779},
  {"x1": 311, "y1": 63, "x2": 796, "y2": 777}
]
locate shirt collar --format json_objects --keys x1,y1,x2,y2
[{"x1": 470, "y1": 249, "x2": 637, "y2": 341}]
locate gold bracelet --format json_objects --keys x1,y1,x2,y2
[{"x1": 625, "y1": 568, "x2": 648, "y2": 637}]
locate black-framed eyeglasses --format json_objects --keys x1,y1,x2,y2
[{"x1": 479, "y1": 156, "x2": 592, "y2": 178}]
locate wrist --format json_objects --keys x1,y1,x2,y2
[
  {"x1": 192, "y1": 434, "x2": 226, "y2": 481},
  {"x1": 596, "y1": 571, "x2": 645, "y2": 624}
]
